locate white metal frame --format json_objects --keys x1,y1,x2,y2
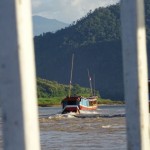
[
  {"x1": 0, "y1": 1, "x2": 41, "y2": 150},
  {"x1": 121, "y1": 0, "x2": 150, "y2": 149}
]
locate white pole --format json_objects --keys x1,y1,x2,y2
[
  {"x1": 0, "y1": 1, "x2": 41, "y2": 150},
  {"x1": 69, "y1": 54, "x2": 74, "y2": 97},
  {"x1": 121, "y1": 0, "x2": 150, "y2": 150}
]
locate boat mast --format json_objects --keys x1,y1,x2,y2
[
  {"x1": 69, "y1": 54, "x2": 74, "y2": 97},
  {"x1": 87, "y1": 69, "x2": 93, "y2": 96}
]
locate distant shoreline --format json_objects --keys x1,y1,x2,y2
[
  {"x1": 38, "y1": 97, "x2": 125, "y2": 107},
  {"x1": 38, "y1": 103, "x2": 125, "y2": 107}
]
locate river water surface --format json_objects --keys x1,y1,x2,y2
[{"x1": 39, "y1": 105, "x2": 126, "y2": 150}]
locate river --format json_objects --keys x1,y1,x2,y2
[{"x1": 39, "y1": 105, "x2": 127, "y2": 150}]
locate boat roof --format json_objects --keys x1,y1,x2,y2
[
  {"x1": 62, "y1": 96, "x2": 98, "y2": 102},
  {"x1": 86, "y1": 98, "x2": 97, "y2": 101},
  {"x1": 87, "y1": 96, "x2": 98, "y2": 99},
  {"x1": 62, "y1": 96, "x2": 81, "y2": 101}
]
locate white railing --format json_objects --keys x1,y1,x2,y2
[
  {"x1": 121, "y1": 0, "x2": 150, "y2": 149},
  {"x1": 0, "y1": 0, "x2": 41, "y2": 150}
]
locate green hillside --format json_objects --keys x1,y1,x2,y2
[
  {"x1": 37, "y1": 77, "x2": 100, "y2": 98},
  {"x1": 37, "y1": 78, "x2": 124, "y2": 106},
  {"x1": 34, "y1": 0, "x2": 150, "y2": 100},
  {"x1": 34, "y1": 3, "x2": 121, "y2": 47}
]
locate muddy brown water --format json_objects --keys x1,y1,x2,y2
[{"x1": 39, "y1": 105, "x2": 127, "y2": 150}]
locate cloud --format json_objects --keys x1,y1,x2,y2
[{"x1": 31, "y1": 0, "x2": 119, "y2": 23}]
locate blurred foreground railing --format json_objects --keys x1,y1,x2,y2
[
  {"x1": 121, "y1": 0, "x2": 150, "y2": 150},
  {"x1": 0, "y1": 1, "x2": 41, "y2": 150}
]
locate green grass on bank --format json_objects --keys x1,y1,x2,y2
[
  {"x1": 38, "y1": 97, "x2": 124, "y2": 107},
  {"x1": 97, "y1": 98, "x2": 125, "y2": 105},
  {"x1": 38, "y1": 97, "x2": 64, "y2": 107}
]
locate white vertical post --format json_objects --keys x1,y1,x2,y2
[
  {"x1": 121, "y1": 0, "x2": 150, "y2": 150},
  {"x1": 0, "y1": 1, "x2": 41, "y2": 150}
]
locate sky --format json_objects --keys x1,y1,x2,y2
[{"x1": 31, "y1": 0, "x2": 119, "y2": 24}]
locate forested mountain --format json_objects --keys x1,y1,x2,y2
[
  {"x1": 34, "y1": 0, "x2": 150, "y2": 100},
  {"x1": 32, "y1": 16, "x2": 69, "y2": 36}
]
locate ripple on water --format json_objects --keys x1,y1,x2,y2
[{"x1": 40, "y1": 106, "x2": 127, "y2": 150}]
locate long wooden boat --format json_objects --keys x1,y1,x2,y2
[
  {"x1": 61, "y1": 54, "x2": 98, "y2": 114},
  {"x1": 61, "y1": 96, "x2": 97, "y2": 114}
]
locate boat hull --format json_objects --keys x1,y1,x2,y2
[
  {"x1": 62, "y1": 105, "x2": 80, "y2": 114},
  {"x1": 79, "y1": 105, "x2": 97, "y2": 111}
]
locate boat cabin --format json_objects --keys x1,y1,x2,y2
[{"x1": 61, "y1": 96, "x2": 81, "y2": 109}]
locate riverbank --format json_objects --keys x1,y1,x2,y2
[{"x1": 38, "y1": 97, "x2": 125, "y2": 107}]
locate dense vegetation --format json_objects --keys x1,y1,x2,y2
[
  {"x1": 37, "y1": 77, "x2": 100, "y2": 98},
  {"x1": 37, "y1": 78, "x2": 124, "y2": 106},
  {"x1": 34, "y1": 0, "x2": 150, "y2": 100},
  {"x1": 37, "y1": 77, "x2": 101, "y2": 106}
]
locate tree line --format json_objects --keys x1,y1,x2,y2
[{"x1": 37, "y1": 78, "x2": 100, "y2": 98}]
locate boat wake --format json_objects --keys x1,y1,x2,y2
[
  {"x1": 73, "y1": 113, "x2": 126, "y2": 118},
  {"x1": 46, "y1": 111, "x2": 126, "y2": 120},
  {"x1": 48, "y1": 112, "x2": 77, "y2": 119}
]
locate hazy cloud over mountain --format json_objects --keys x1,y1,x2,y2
[{"x1": 31, "y1": 0, "x2": 119, "y2": 23}]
